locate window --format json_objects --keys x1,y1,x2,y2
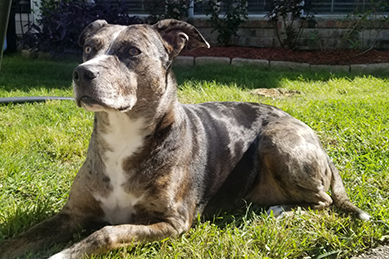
[
  {"x1": 306, "y1": 0, "x2": 389, "y2": 14},
  {"x1": 95, "y1": 0, "x2": 148, "y2": 14},
  {"x1": 94, "y1": 0, "x2": 389, "y2": 15},
  {"x1": 191, "y1": 0, "x2": 389, "y2": 15}
]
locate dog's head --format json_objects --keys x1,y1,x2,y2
[{"x1": 73, "y1": 19, "x2": 209, "y2": 113}]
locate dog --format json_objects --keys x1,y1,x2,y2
[{"x1": 0, "y1": 19, "x2": 370, "y2": 259}]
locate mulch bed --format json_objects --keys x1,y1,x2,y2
[{"x1": 180, "y1": 47, "x2": 389, "y2": 65}]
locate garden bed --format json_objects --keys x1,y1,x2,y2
[{"x1": 180, "y1": 47, "x2": 389, "y2": 65}]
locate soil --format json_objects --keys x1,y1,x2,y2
[
  {"x1": 180, "y1": 47, "x2": 389, "y2": 65},
  {"x1": 351, "y1": 246, "x2": 389, "y2": 259}
]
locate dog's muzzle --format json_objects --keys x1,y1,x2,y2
[
  {"x1": 72, "y1": 65, "x2": 105, "y2": 111},
  {"x1": 72, "y1": 61, "x2": 138, "y2": 113}
]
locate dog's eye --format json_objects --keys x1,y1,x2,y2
[
  {"x1": 84, "y1": 46, "x2": 92, "y2": 54},
  {"x1": 129, "y1": 47, "x2": 141, "y2": 56}
]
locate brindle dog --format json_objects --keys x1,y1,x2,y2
[{"x1": 0, "y1": 19, "x2": 370, "y2": 259}]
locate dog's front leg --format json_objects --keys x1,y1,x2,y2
[
  {"x1": 49, "y1": 220, "x2": 187, "y2": 259},
  {"x1": 0, "y1": 169, "x2": 104, "y2": 259},
  {"x1": 0, "y1": 211, "x2": 83, "y2": 259}
]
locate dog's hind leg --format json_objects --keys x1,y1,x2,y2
[{"x1": 246, "y1": 116, "x2": 370, "y2": 220}]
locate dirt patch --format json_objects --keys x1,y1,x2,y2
[
  {"x1": 180, "y1": 47, "x2": 389, "y2": 65},
  {"x1": 251, "y1": 88, "x2": 302, "y2": 97},
  {"x1": 351, "y1": 245, "x2": 389, "y2": 259}
]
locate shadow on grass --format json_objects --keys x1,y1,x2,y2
[
  {"x1": 1, "y1": 55, "x2": 388, "y2": 93},
  {"x1": 173, "y1": 64, "x2": 389, "y2": 90},
  {"x1": 0, "y1": 54, "x2": 79, "y2": 92},
  {"x1": 200, "y1": 204, "x2": 267, "y2": 230}
]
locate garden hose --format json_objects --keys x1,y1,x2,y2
[{"x1": 0, "y1": 96, "x2": 74, "y2": 104}]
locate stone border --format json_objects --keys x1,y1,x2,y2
[{"x1": 174, "y1": 56, "x2": 389, "y2": 74}]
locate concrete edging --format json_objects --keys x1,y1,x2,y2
[{"x1": 173, "y1": 56, "x2": 389, "y2": 74}]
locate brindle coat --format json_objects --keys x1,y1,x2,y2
[{"x1": 0, "y1": 19, "x2": 370, "y2": 259}]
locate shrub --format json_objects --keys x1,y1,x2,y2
[
  {"x1": 144, "y1": 0, "x2": 190, "y2": 23},
  {"x1": 23, "y1": 0, "x2": 143, "y2": 57},
  {"x1": 205, "y1": 0, "x2": 248, "y2": 46},
  {"x1": 337, "y1": 1, "x2": 388, "y2": 50},
  {"x1": 266, "y1": 0, "x2": 314, "y2": 50}
]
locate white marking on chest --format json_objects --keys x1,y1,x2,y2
[{"x1": 94, "y1": 111, "x2": 145, "y2": 224}]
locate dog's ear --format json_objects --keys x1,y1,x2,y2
[
  {"x1": 152, "y1": 19, "x2": 210, "y2": 58},
  {"x1": 78, "y1": 20, "x2": 108, "y2": 46}
]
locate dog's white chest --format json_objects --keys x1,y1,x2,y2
[{"x1": 94, "y1": 112, "x2": 145, "y2": 225}]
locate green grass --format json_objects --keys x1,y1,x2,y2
[{"x1": 0, "y1": 55, "x2": 388, "y2": 258}]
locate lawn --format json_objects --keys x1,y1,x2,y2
[{"x1": 0, "y1": 55, "x2": 388, "y2": 258}]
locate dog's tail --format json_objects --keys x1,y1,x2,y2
[{"x1": 329, "y1": 157, "x2": 371, "y2": 221}]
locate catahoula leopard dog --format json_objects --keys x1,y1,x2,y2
[{"x1": 0, "y1": 19, "x2": 370, "y2": 258}]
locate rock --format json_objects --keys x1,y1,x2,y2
[
  {"x1": 37, "y1": 51, "x2": 53, "y2": 60},
  {"x1": 311, "y1": 64, "x2": 350, "y2": 73},
  {"x1": 21, "y1": 49, "x2": 38, "y2": 59},
  {"x1": 231, "y1": 58, "x2": 269, "y2": 69},
  {"x1": 350, "y1": 63, "x2": 389, "y2": 74},
  {"x1": 270, "y1": 61, "x2": 310, "y2": 71},
  {"x1": 195, "y1": 56, "x2": 231, "y2": 65},
  {"x1": 173, "y1": 56, "x2": 195, "y2": 66}
]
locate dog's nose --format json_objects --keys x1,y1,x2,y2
[{"x1": 73, "y1": 66, "x2": 99, "y2": 82}]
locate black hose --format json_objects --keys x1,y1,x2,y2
[{"x1": 0, "y1": 96, "x2": 74, "y2": 105}]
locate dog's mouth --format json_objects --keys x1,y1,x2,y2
[
  {"x1": 78, "y1": 96, "x2": 133, "y2": 113},
  {"x1": 80, "y1": 96, "x2": 98, "y2": 106},
  {"x1": 78, "y1": 96, "x2": 105, "y2": 112}
]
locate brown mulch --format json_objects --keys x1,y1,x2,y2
[{"x1": 180, "y1": 47, "x2": 389, "y2": 65}]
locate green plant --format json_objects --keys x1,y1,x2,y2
[
  {"x1": 267, "y1": 0, "x2": 314, "y2": 50},
  {"x1": 22, "y1": 0, "x2": 143, "y2": 56},
  {"x1": 144, "y1": 0, "x2": 190, "y2": 23},
  {"x1": 337, "y1": 0, "x2": 389, "y2": 50},
  {"x1": 308, "y1": 30, "x2": 322, "y2": 50},
  {"x1": 205, "y1": 0, "x2": 248, "y2": 46}
]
